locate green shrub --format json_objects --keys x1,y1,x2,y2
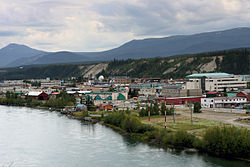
[
  {"x1": 201, "y1": 126, "x2": 250, "y2": 158},
  {"x1": 104, "y1": 112, "x2": 155, "y2": 133},
  {"x1": 104, "y1": 112, "x2": 125, "y2": 127},
  {"x1": 121, "y1": 115, "x2": 141, "y2": 133},
  {"x1": 171, "y1": 131, "x2": 195, "y2": 148}
]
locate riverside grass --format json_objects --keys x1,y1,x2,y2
[{"x1": 104, "y1": 111, "x2": 250, "y2": 159}]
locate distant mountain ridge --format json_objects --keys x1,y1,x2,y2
[
  {"x1": 1, "y1": 27, "x2": 250, "y2": 67},
  {"x1": 0, "y1": 48, "x2": 248, "y2": 80},
  {"x1": 0, "y1": 43, "x2": 46, "y2": 67}
]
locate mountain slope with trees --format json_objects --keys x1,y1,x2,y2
[
  {"x1": 98, "y1": 48, "x2": 250, "y2": 79},
  {"x1": 0, "y1": 48, "x2": 249, "y2": 80}
]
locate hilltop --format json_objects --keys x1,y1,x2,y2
[{"x1": 1, "y1": 27, "x2": 250, "y2": 68}]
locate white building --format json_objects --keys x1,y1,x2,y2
[
  {"x1": 201, "y1": 97, "x2": 247, "y2": 108},
  {"x1": 4, "y1": 80, "x2": 25, "y2": 87},
  {"x1": 40, "y1": 80, "x2": 61, "y2": 88},
  {"x1": 186, "y1": 73, "x2": 247, "y2": 92}
]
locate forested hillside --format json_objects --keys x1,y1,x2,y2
[
  {"x1": 0, "y1": 48, "x2": 249, "y2": 80},
  {"x1": 0, "y1": 65, "x2": 81, "y2": 80},
  {"x1": 98, "y1": 48, "x2": 250, "y2": 78}
]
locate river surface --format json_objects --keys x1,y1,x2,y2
[{"x1": 0, "y1": 105, "x2": 249, "y2": 167}]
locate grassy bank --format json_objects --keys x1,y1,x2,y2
[{"x1": 103, "y1": 111, "x2": 250, "y2": 160}]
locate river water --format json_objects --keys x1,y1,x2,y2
[{"x1": 0, "y1": 105, "x2": 248, "y2": 167}]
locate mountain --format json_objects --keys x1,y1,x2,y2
[
  {"x1": 0, "y1": 48, "x2": 248, "y2": 80},
  {"x1": 0, "y1": 43, "x2": 46, "y2": 67},
  {"x1": 2, "y1": 27, "x2": 250, "y2": 67},
  {"x1": 7, "y1": 51, "x2": 92, "y2": 67},
  {"x1": 99, "y1": 27, "x2": 250, "y2": 60}
]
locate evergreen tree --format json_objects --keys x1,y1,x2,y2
[
  {"x1": 193, "y1": 102, "x2": 201, "y2": 113},
  {"x1": 152, "y1": 102, "x2": 160, "y2": 115},
  {"x1": 161, "y1": 102, "x2": 166, "y2": 115}
]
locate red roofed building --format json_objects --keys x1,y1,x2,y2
[
  {"x1": 156, "y1": 96, "x2": 201, "y2": 105},
  {"x1": 237, "y1": 89, "x2": 250, "y2": 101},
  {"x1": 27, "y1": 92, "x2": 50, "y2": 100}
]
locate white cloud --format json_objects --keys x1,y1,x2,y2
[{"x1": 0, "y1": 0, "x2": 250, "y2": 51}]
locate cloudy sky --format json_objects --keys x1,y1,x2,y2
[{"x1": 0, "y1": 0, "x2": 250, "y2": 52}]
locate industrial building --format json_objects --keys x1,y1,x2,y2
[{"x1": 186, "y1": 73, "x2": 247, "y2": 92}]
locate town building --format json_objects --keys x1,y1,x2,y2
[
  {"x1": 186, "y1": 73, "x2": 247, "y2": 92},
  {"x1": 156, "y1": 96, "x2": 201, "y2": 105},
  {"x1": 201, "y1": 97, "x2": 247, "y2": 108},
  {"x1": 161, "y1": 85, "x2": 202, "y2": 97},
  {"x1": 27, "y1": 92, "x2": 50, "y2": 100},
  {"x1": 110, "y1": 76, "x2": 131, "y2": 84},
  {"x1": 236, "y1": 89, "x2": 250, "y2": 102}
]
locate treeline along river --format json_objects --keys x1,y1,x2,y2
[{"x1": 0, "y1": 105, "x2": 248, "y2": 167}]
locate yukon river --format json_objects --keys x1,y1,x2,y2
[{"x1": 0, "y1": 105, "x2": 249, "y2": 167}]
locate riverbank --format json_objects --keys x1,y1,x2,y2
[
  {"x1": 2, "y1": 105, "x2": 249, "y2": 167},
  {"x1": 80, "y1": 111, "x2": 248, "y2": 163},
  {"x1": 71, "y1": 110, "x2": 250, "y2": 161},
  {"x1": 0, "y1": 100, "x2": 249, "y2": 162}
]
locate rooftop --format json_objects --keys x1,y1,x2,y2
[{"x1": 186, "y1": 73, "x2": 234, "y2": 79}]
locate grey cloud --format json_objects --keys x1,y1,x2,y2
[
  {"x1": 1, "y1": 0, "x2": 250, "y2": 51},
  {"x1": 91, "y1": 0, "x2": 250, "y2": 38},
  {"x1": 34, "y1": 42, "x2": 55, "y2": 46},
  {"x1": 0, "y1": 31, "x2": 22, "y2": 37}
]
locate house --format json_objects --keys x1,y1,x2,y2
[
  {"x1": 98, "y1": 104, "x2": 113, "y2": 111},
  {"x1": 27, "y1": 92, "x2": 50, "y2": 100},
  {"x1": 237, "y1": 89, "x2": 250, "y2": 101},
  {"x1": 201, "y1": 97, "x2": 247, "y2": 108}
]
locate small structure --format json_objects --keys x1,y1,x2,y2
[
  {"x1": 98, "y1": 104, "x2": 113, "y2": 111},
  {"x1": 75, "y1": 104, "x2": 87, "y2": 111},
  {"x1": 27, "y1": 92, "x2": 50, "y2": 100}
]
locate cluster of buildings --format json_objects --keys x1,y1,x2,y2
[{"x1": 0, "y1": 73, "x2": 249, "y2": 110}]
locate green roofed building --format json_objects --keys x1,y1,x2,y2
[
  {"x1": 186, "y1": 73, "x2": 234, "y2": 79},
  {"x1": 94, "y1": 95, "x2": 103, "y2": 100},
  {"x1": 106, "y1": 96, "x2": 112, "y2": 100},
  {"x1": 117, "y1": 93, "x2": 126, "y2": 100},
  {"x1": 85, "y1": 95, "x2": 92, "y2": 100}
]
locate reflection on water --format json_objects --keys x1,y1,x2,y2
[{"x1": 0, "y1": 105, "x2": 248, "y2": 167}]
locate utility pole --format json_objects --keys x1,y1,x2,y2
[
  {"x1": 172, "y1": 104, "x2": 176, "y2": 124},
  {"x1": 190, "y1": 103, "x2": 193, "y2": 126},
  {"x1": 164, "y1": 98, "x2": 167, "y2": 129},
  {"x1": 148, "y1": 96, "x2": 150, "y2": 122}
]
